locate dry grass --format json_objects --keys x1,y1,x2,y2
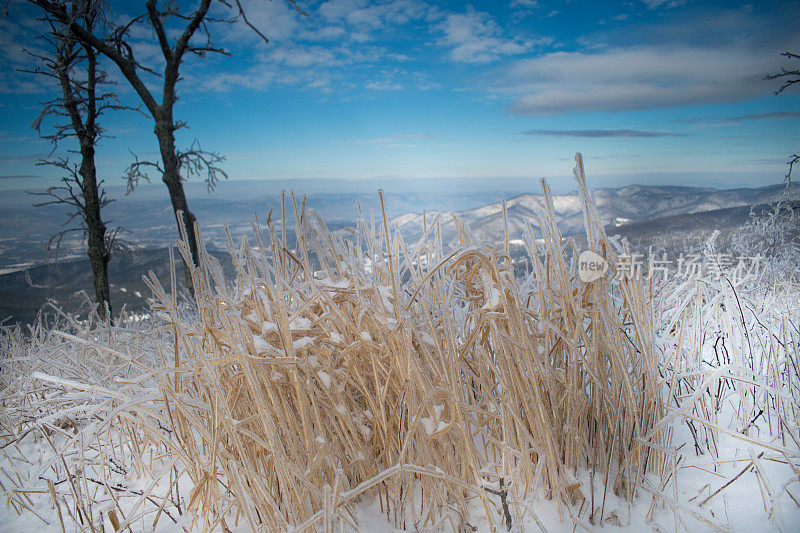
[
  {"x1": 125, "y1": 153, "x2": 662, "y2": 530},
  {"x1": 0, "y1": 153, "x2": 796, "y2": 532}
]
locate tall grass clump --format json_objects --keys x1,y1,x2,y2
[
  {"x1": 0, "y1": 306, "x2": 172, "y2": 532},
  {"x1": 130, "y1": 154, "x2": 663, "y2": 530}
]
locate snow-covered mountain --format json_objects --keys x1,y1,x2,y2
[
  {"x1": 2, "y1": 182, "x2": 796, "y2": 325},
  {"x1": 391, "y1": 183, "x2": 798, "y2": 244}
]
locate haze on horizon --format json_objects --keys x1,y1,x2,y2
[{"x1": 0, "y1": 0, "x2": 799, "y2": 195}]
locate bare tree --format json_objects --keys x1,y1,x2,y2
[
  {"x1": 30, "y1": 0, "x2": 306, "y2": 293},
  {"x1": 24, "y1": 2, "x2": 128, "y2": 320},
  {"x1": 766, "y1": 51, "x2": 800, "y2": 183}
]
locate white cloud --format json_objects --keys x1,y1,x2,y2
[
  {"x1": 508, "y1": 0, "x2": 543, "y2": 19},
  {"x1": 319, "y1": 0, "x2": 430, "y2": 33},
  {"x1": 358, "y1": 133, "x2": 435, "y2": 148},
  {"x1": 266, "y1": 45, "x2": 338, "y2": 68},
  {"x1": 302, "y1": 26, "x2": 347, "y2": 41},
  {"x1": 500, "y1": 46, "x2": 781, "y2": 115},
  {"x1": 318, "y1": 0, "x2": 365, "y2": 22},
  {"x1": 641, "y1": 0, "x2": 688, "y2": 8},
  {"x1": 437, "y1": 7, "x2": 546, "y2": 64},
  {"x1": 0, "y1": 15, "x2": 53, "y2": 93},
  {"x1": 360, "y1": 133, "x2": 434, "y2": 142},
  {"x1": 194, "y1": 40, "x2": 395, "y2": 92},
  {"x1": 155, "y1": 2, "x2": 547, "y2": 94},
  {"x1": 365, "y1": 80, "x2": 403, "y2": 90}
]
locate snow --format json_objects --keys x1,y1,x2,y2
[
  {"x1": 419, "y1": 331, "x2": 436, "y2": 346},
  {"x1": 317, "y1": 370, "x2": 332, "y2": 388},
  {"x1": 252, "y1": 334, "x2": 269, "y2": 353},
  {"x1": 482, "y1": 286, "x2": 503, "y2": 310},
  {"x1": 420, "y1": 417, "x2": 450, "y2": 436},
  {"x1": 2, "y1": 189, "x2": 800, "y2": 533},
  {"x1": 420, "y1": 416, "x2": 437, "y2": 435},
  {"x1": 480, "y1": 269, "x2": 504, "y2": 310},
  {"x1": 292, "y1": 336, "x2": 314, "y2": 351},
  {"x1": 317, "y1": 277, "x2": 352, "y2": 289},
  {"x1": 3, "y1": 299, "x2": 799, "y2": 533},
  {"x1": 289, "y1": 316, "x2": 312, "y2": 330}
]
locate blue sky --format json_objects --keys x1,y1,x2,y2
[{"x1": 1, "y1": 0, "x2": 799, "y2": 194}]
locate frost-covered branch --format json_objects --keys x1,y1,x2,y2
[
  {"x1": 766, "y1": 51, "x2": 800, "y2": 95},
  {"x1": 178, "y1": 140, "x2": 228, "y2": 191}
]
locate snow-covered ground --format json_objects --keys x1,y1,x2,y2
[
  {"x1": 1, "y1": 172, "x2": 798, "y2": 532},
  {"x1": 1, "y1": 271, "x2": 797, "y2": 532}
]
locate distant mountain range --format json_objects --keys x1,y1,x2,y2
[
  {"x1": 0, "y1": 182, "x2": 536, "y2": 273},
  {"x1": 390, "y1": 183, "x2": 798, "y2": 245},
  {"x1": 1, "y1": 182, "x2": 797, "y2": 325}
]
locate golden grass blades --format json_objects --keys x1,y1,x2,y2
[{"x1": 129, "y1": 153, "x2": 663, "y2": 530}]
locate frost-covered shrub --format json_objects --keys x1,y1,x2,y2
[{"x1": 732, "y1": 194, "x2": 800, "y2": 284}]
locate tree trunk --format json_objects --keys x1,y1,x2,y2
[
  {"x1": 154, "y1": 114, "x2": 199, "y2": 295},
  {"x1": 79, "y1": 141, "x2": 112, "y2": 320}
]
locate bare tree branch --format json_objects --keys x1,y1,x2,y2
[
  {"x1": 232, "y1": 0, "x2": 270, "y2": 44},
  {"x1": 125, "y1": 140, "x2": 229, "y2": 193},
  {"x1": 178, "y1": 139, "x2": 228, "y2": 191},
  {"x1": 124, "y1": 150, "x2": 162, "y2": 193},
  {"x1": 19, "y1": 17, "x2": 141, "y2": 149},
  {"x1": 766, "y1": 51, "x2": 800, "y2": 95},
  {"x1": 145, "y1": 0, "x2": 173, "y2": 61},
  {"x1": 787, "y1": 154, "x2": 799, "y2": 185},
  {"x1": 766, "y1": 52, "x2": 800, "y2": 184},
  {"x1": 27, "y1": 158, "x2": 119, "y2": 261}
]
